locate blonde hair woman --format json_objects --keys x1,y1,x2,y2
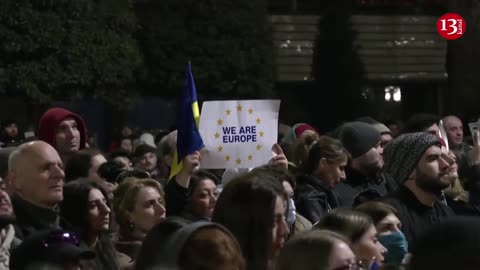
[{"x1": 113, "y1": 178, "x2": 166, "y2": 260}]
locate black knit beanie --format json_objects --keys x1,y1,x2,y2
[{"x1": 338, "y1": 121, "x2": 381, "y2": 158}]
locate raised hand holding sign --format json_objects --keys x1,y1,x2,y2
[{"x1": 199, "y1": 100, "x2": 280, "y2": 169}]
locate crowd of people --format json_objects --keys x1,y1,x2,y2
[{"x1": 0, "y1": 108, "x2": 479, "y2": 269}]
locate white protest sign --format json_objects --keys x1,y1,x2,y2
[{"x1": 199, "y1": 100, "x2": 281, "y2": 169}]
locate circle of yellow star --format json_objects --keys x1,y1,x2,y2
[
  {"x1": 214, "y1": 132, "x2": 220, "y2": 139},
  {"x1": 225, "y1": 155, "x2": 231, "y2": 161},
  {"x1": 259, "y1": 131, "x2": 264, "y2": 137},
  {"x1": 236, "y1": 104, "x2": 243, "y2": 112},
  {"x1": 248, "y1": 108, "x2": 253, "y2": 114},
  {"x1": 217, "y1": 145, "x2": 223, "y2": 152},
  {"x1": 226, "y1": 109, "x2": 231, "y2": 115},
  {"x1": 256, "y1": 117, "x2": 261, "y2": 124},
  {"x1": 248, "y1": 154, "x2": 253, "y2": 161},
  {"x1": 256, "y1": 144, "x2": 262, "y2": 151},
  {"x1": 217, "y1": 119, "x2": 223, "y2": 126},
  {"x1": 236, "y1": 158, "x2": 242, "y2": 165}
]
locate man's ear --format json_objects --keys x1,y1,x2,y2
[{"x1": 8, "y1": 170, "x2": 21, "y2": 191}]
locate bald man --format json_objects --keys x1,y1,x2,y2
[
  {"x1": 8, "y1": 141, "x2": 64, "y2": 239},
  {"x1": 443, "y1": 115, "x2": 467, "y2": 147},
  {"x1": 442, "y1": 116, "x2": 472, "y2": 186}
]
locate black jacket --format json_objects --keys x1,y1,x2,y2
[
  {"x1": 383, "y1": 185, "x2": 455, "y2": 250},
  {"x1": 12, "y1": 195, "x2": 61, "y2": 240},
  {"x1": 165, "y1": 177, "x2": 191, "y2": 217},
  {"x1": 333, "y1": 167, "x2": 396, "y2": 208},
  {"x1": 295, "y1": 174, "x2": 339, "y2": 224}
]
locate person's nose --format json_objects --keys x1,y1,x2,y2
[
  {"x1": 0, "y1": 190, "x2": 8, "y2": 200},
  {"x1": 101, "y1": 202, "x2": 111, "y2": 215},
  {"x1": 66, "y1": 127, "x2": 75, "y2": 139},
  {"x1": 155, "y1": 202, "x2": 166, "y2": 217},
  {"x1": 210, "y1": 192, "x2": 217, "y2": 204},
  {"x1": 53, "y1": 164, "x2": 65, "y2": 179},
  {"x1": 379, "y1": 241, "x2": 388, "y2": 255},
  {"x1": 440, "y1": 156, "x2": 451, "y2": 171}
]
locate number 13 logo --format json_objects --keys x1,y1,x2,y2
[{"x1": 437, "y1": 13, "x2": 466, "y2": 40}]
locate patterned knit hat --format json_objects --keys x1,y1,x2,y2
[{"x1": 383, "y1": 132, "x2": 440, "y2": 185}]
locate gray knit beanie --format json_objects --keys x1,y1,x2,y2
[{"x1": 383, "y1": 132, "x2": 440, "y2": 185}]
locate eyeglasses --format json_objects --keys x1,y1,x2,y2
[{"x1": 42, "y1": 231, "x2": 80, "y2": 248}]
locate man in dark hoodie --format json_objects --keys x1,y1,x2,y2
[
  {"x1": 0, "y1": 120, "x2": 23, "y2": 147},
  {"x1": 8, "y1": 141, "x2": 64, "y2": 239},
  {"x1": 334, "y1": 121, "x2": 396, "y2": 207},
  {"x1": 37, "y1": 107, "x2": 88, "y2": 165}
]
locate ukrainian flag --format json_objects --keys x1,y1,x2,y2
[{"x1": 169, "y1": 63, "x2": 205, "y2": 179}]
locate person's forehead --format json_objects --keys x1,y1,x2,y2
[
  {"x1": 423, "y1": 145, "x2": 441, "y2": 156},
  {"x1": 143, "y1": 151, "x2": 156, "y2": 157},
  {"x1": 58, "y1": 117, "x2": 77, "y2": 127},
  {"x1": 138, "y1": 186, "x2": 161, "y2": 199},
  {"x1": 88, "y1": 188, "x2": 104, "y2": 200},
  {"x1": 197, "y1": 179, "x2": 216, "y2": 188},
  {"x1": 27, "y1": 144, "x2": 61, "y2": 162},
  {"x1": 379, "y1": 213, "x2": 399, "y2": 224},
  {"x1": 444, "y1": 117, "x2": 462, "y2": 126}
]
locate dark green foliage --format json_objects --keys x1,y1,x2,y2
[
  {"x1": 134, "y1": 0, "x2": 275, "y2": 98},
  {"x1": 0, "y1": 0, "x2": 143, "y2": 108}
]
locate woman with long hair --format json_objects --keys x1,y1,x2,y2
[
  {"x1": 276, "y1": 230, "x2": 356, "y2": 270},
  {"x1": 64, "y1": 149, "x2": 115, "y2": 193},
  {"x1": 315, "y1": 209, "x2": 387, "y2": 268},
  {"x1": 182, "y1": 170, "x2": 220, "y2": 221},
  {"x1": 60, "y1": 180, "x2": 128, "y2": 270},
  {"x1": 295, "y1": 136, "x2": 348, "y2": 224},
  {"x1": 213, "y1": 169, "x2": 289, "y2": 270},
  {"x1": 356, "y1": 201, "x2": 408, "y2": 265},
  {"x1": 113, "y1": 178, "x2": 166, "y2": 260}
]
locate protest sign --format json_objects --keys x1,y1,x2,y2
[{"x1": 199, "y1": 100, "x2": 280, "y2": 169}]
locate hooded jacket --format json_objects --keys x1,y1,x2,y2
[{"x1": 37, "y1": 108, "x2": 87, "y2": 150}]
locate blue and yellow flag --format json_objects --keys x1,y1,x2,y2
[{"x1": 169, "y1": 63, "x2": 204, "y2": 179}]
